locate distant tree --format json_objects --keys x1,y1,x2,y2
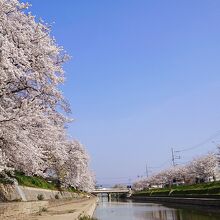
[
  {"x1": 112, "y1": 184, "x2": 126, "y2": 189},
  {"x1": 133, "y1": 153, "x2": 218, "y2": 190},
  {"x1": 188, "y1": 153, "x2": 217, "y2": 183},
  {"x1": 217, "y1": 144, "x2": 220, "y2": 166}
]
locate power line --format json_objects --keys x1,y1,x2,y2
[
  {"x1": 151, "y1": 159, "x2": 171, "y2": 169},
  {"x1": 176, "y1": 130, "x2": 220, "y2": 152},
  {"x1": 96, "y1": 176, "x2": 136, "y2": 180}
]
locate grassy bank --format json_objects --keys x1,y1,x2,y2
[
  {"x1": 14, "y1": 171, "x2": 58, "y2": 190},
  {"x1": 133, "y1": 181, "x2": 220, "y2": 197},
  {"x1": 0, "y1": 171, "x2": 81, "y2": 193}
]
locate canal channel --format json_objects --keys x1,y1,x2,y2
[{"x1": 93, "y1": 197, "x2": 220, "y2": 220}]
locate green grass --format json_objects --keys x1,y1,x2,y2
[
  {"x1": 0, "y1": 177, "x2": 14, "y2": 185},
  {"x1": 1, "y1": 171, "x2": 83, "y2": 194},
  {"x1": 67, "y1": 186, "x2": 80, "y2": 193},
  {"x1": 14, "y1": 171, "x2": 57, "y2": 190},
  {"x1": 170, "y1": 181, "x2": 220, "y2": 190},
  {"x1": 133, "y1": 188, "x2": 170, "y2": 197},
  {"x1": 133, "y1": 181, "x2": 220, "y2": 197}
]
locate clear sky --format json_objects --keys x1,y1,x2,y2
[{"x1": 28, "y1": 0, "x2": 220, "y2": 186}]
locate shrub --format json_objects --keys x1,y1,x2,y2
[
  {"x1": 37, "y1": 194, "x2": 44, "y2": 200},
  {"x1": 78, "y1": 216, "x2": 98, "y2": 220},
  {"x1": 41, "y1": 207, "x2": 47, "y2": 212}
]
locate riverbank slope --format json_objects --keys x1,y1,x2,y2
[
  {"x1": 29, "y1": 196, "x2": 98, "y2": 220},
  {"x1": 131, "y1": 196, "x2": 220, "y2": 212},
  {"x1": 132, "y1": 181, "x2": 220, "y2": 212},
  {"x1": 0, "y1": 197, "x2": 98, "y2": 220}
]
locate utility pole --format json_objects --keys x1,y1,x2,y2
[
  {"x1": 171, "y1": 148, "x2": 175, "y2": 166},
  {"x1": 171, "y1": 148, "x2": 181, "y2": 166},
  {"x1": 146, "y1": 162, "x2": 149, "y2": 177}
]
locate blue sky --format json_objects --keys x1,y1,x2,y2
[{"x1": 28, "y1": 0, "x2": 220, "y2": 185}]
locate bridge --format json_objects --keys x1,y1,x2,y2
[
  {"x1": 92, "y1": 188, "x2": 130, "y2": 194},
  {"x1": 92, "y1": 188, "x2": 132, "y2": 200}
]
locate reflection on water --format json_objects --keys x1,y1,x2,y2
[{"x1": 93, "y1": 197, "x2": 220, "y2": 220}]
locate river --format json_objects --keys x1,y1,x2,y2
[{"x1": 93, "y1": 197, "x2": 220, "y2": 220}]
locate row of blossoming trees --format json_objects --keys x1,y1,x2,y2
[
  {"x1": 133, "y1": 153, "x2": 219, "y2": 191},
  {"x1": 0, "y1": 0, "x2": 94, "y2": 191}
]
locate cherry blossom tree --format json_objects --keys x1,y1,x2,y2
[
  {"x1": 133, "y1": 153, "x2": 218, "y2": 191},
  {"x1": 0, "y1": 0, "x2": 94, "y2": 191},
  {"x1": 62, "y1": 140, "x2": 95, "y2": 191},
  {"x1": 0, "y1": 0, "x2": 68, "y2": 173},
  {"x1": 0, "y1": 148, "x2": 8, "y2": 172},
  {"x1": 187, "y1": 153, "x2": 217, "y2": 183}
]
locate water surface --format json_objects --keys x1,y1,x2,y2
[{"x1": 93, "y1": 197, "x2": 220, "y2": 220}]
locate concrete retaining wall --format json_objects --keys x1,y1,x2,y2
[
  {"x1": 0, "y1": 184, "x2": 80, "y2": 202},
  {"x1": 132, "y1": 196, "x2": 220, "y2": 209},
  {"x1": 0, "y1": 184, "x2": 97, "y2": 219},
  {"x1": 83, "y1": 197, "x2": 98, "y2": 217},
  {"x1": 19, "y1": 186, "x2": 80, "y2": 201}
]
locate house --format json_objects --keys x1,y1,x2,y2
[{"x1": 214, "y1": 164, "x2": 220, "y2": 181}]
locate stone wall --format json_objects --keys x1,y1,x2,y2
[{"x1": 0, "y1": 184, "x2": 21, "y2": 201}]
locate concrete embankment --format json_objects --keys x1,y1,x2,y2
[
  {"x1": 0, "y1": 197, "x2": 98, "y2": 220},
  {"x1": 132, "y1": 196, "x2": 220, "y2": 213},
  {"x1": 0, "y1": 184, "x2": 81, "y2": 202},
  {"x1": 0, "y1": 184, "x2": 98, "y2": 219}
]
